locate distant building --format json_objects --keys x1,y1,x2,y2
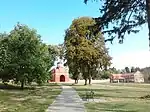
[
  {"x1": 49, "y1": 62, "x2": 71, "y2": 82},
  {"x1": 110, "y1": 71, "x2": 144, "y2": 83}
]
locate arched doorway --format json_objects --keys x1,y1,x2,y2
[{"x1": 60, "y1": 75, "x2": 65, "y2": 82}]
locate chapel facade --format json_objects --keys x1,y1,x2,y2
[{"x1": 49, "y1": 62, "x2": 70, "y2": 82}]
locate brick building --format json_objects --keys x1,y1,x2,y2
[
  {"x1": 49, "y1": 62, "x2": 71, "y2": 82},
  {"x1": 110, "y1": 71, "x2": 144, "y2": 83}
]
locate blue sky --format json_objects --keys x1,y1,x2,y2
[{"x1": 0, "y1": 0, "x2": 149, "y2": 69}]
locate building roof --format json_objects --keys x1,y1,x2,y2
[
  {"x1": 111, "y1": 73, "x2": 134, "y2": 79},
  {"x1": 111, "y1": 73, "x2": 134, "y2": 77},
  {"x1": 110, "y1": 71, "x2": 143, "y2": 79}
]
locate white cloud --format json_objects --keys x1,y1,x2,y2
[{"x1": 111, "y1": 50, "x2": 150, "y2": 69}]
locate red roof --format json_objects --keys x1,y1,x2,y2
[{"x1": 110, "y1": 73, "x2": 134, "y2": 79}]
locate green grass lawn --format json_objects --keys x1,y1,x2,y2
[
  {"x1": 0, "y1": 83, "x2": 61, "y2": 112},
  {"x1": 73, "y1": 83, "x2": 150, "y2": 112}
]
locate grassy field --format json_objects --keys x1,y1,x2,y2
[
  {"x1": 0, "y1": 83, "x2": 61, "y2": 112},
  {"x1": 73, "y1": 83, "x2": 150, "y2": 112}
]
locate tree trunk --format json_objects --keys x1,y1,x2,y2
[
  {"x1": 21, "y1": 80, "x2": 24, "y2": 90},
  {"x1": 84, "y1": 79, "x2": 87, "y2": 85},
  {"x1": 146, "y1": 0, "x2": 150, "y2": 48},
  {"x1": 88, "y1": 75, "x2": 92, "y2": 85},
  {"x1": 88, "y1": 78, "x2": 91, "y2": 85},
  {"x1": 88, "y1": 69, "x2": 92, "y2": 85},
  {"x1": 75, "y1": 79, "x2": 77, "y2": 84}
]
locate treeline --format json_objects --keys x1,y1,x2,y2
[
  {"x1": 121, "y1": 67, "x2": 141, "y2": 73},
  {"x1": 114, "y1": 66, "x2": 150, "y2": 83},
  {"x1": 140, "y1": 67, "x2": 150, "y2": 83},
  {"x1": 0, "y1": 17, "x2": 113, "y2": 87}
]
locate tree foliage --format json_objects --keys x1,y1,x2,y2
[
  {"x1": 84, "y1": 0, "x2": 150, "y2": 46},
  {"x1": 65, "y1": 17, "x2": 111, "y2": 85},
  {"x1": 0, "y1": 33, "x2": 11, "y2": 83},
  {"x1": 48, "y1": 44, "x2": 65, "y2": 62},
  {"x1": 141, "y1": 67, "x2": 150, "y2": 82},
  {"x1": 0, "y1": 23, "x2": 52, "y2": 89},
  {"x1": 125, "y1": 67, "x2": 130, "y2": 73}
]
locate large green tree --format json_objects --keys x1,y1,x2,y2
[
  {"x1": 65, "y1": 17, "x2": 111, "y2": 85},
  {"x1": 0, "y1": 23, "x2": 52, "y2": 89},
  {"x1": 84, "y1": 0, "x2": 150, "y2": 46}
]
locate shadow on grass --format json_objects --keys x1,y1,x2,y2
[
  {"x1": 74, "y1": 88, "x2": 140, "y2": 99},
  {"x1": 79, "y1": 93, "x2": 139, "y2": 99},
  {"x1": 74, "y1": 88, "x2": 123, "y2": 92},
  {"x1": 95, "y1": 94, "x2": 138, "y2": 99},
  {"x1": 100, "y1": 109, "x2": 137, "y2": 112},
  {"x1": 86, "y1": 103, "x2": 138, "y2": 112},
  {"x1": 0, "y1": 82, "x2": 61, "y2": 90},
  {"x1": 101, "y1": 104, "x2": 137, "y2": 112},
  {"x1": 0, "y1": 82, "x2": 62, "y2": 112},
  {"x1": 0, "y1": 83, "x2": 35, "y2": 90},
  {"x1": 41, "y1": 83, "x2": 60, "y2": 86},
  {"x1": 74, "y1": 87, "x2": 148, "y2": 93}
]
